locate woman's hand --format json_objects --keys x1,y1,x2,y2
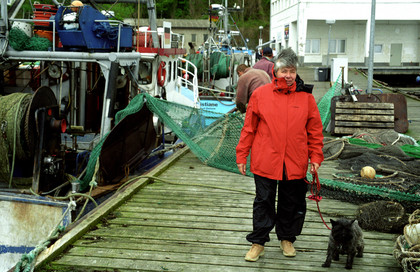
[
  {"x1": 310, "y1": 162, "x2": 320, "y2": 175},
  {"x1": 237, "y1": 163, "x2": 246, "y2": 175}
]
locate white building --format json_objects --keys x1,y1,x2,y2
[{"x1": 270, "y1": 0, "x2": 420, "y2": 67}]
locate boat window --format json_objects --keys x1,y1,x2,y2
[{"x1": 138, "y1": 61, "x2": 152, "y2": 84}]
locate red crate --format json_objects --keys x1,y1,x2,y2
[
  {"x1": 33, "y1": 11, "x2": 56, "y2": 26},
  {"x1": 33, "y1": 28, "x2": 60, "y2": 46},
  {"x1": 33, "y1": 4, "x2": 57, "y2": 12}
]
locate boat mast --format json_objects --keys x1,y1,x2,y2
[
  {"x1": 146, "y1": 0, "x2": 160, "y2": 48},
  {"x1": 224, "y1": 0, "x2": 229, "y2": 48}
]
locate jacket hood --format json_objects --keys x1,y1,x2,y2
[
  {"x1": 271, "y1": 76, "x2": 297, "y2": 94},
  {"x1": 295, "y1": 74, "x2": 314, "y2": 94},
  {"x1": 271, "y1": 73, "x2": 314, "y2": 94}
]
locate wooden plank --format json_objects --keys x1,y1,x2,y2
[
  {"x1": 333, "y1": 127, "x2": 395, "y2": 134},
  {"x1": 335, "y1": 121, "x2": 394, "y2": 128},
  {"x1": 49, "y1": 245, "x2": 398, "y2": 271},
  {"x1": 49, "y1": 254, "x2": 397, "y2": 272},
  {"x1": 335, "y1": 115, "x2": 394, "y2": 122},
  {"x1": 80, "y1": 223, "x2": 396, "y2": 252},
  {"x1": 335, "y1": 108, "x2": 394, "y2": 115},
  {"x1": 71, "y1": 237, "x2": 396, "y2": 261},
  {"x1": 336, "y1": 102, "x2": 394, "y2": 109}
]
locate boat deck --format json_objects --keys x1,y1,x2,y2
[{"x1": 36, "y1": 147, "x2": 402, "y2": 272}]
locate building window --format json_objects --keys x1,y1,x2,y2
[
  {"x1": 374, "y1": 44, "x2": 383, "y2": 53},
  {"x1": 191, "y1": 34, "x2": 196, "y2": 42},
  {"x1": 203, "y1": 34, "x2": 208, "y2": 42},
  {"x1": 328, "y1": 39, "x2": 346, "y2": 53},
  {"x1": 305, "y1": 39, "x2": 320, "y2": 54}
]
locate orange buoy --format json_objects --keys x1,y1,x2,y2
[{"x1": 157, "y1": 61, "x2": 166, "y2": 87}]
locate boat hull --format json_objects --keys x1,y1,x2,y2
[
  {"x1": 200, "y1": 96, "x2": 236, "y2": 113},
  {"x1": 0, "y1": 192, "x2": 71, "y2": 271}
]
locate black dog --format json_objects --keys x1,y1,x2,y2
[{"x1": 322, "y1": 218, "x2": 364, "y2": 269}]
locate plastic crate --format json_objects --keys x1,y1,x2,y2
[
  {"x1": 34, "y1": 11, "x2": 56, "y2": 27},
  {"x1": 33, "y1": 4, "x2": 58, "y2": 12}
]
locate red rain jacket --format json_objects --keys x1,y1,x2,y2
[{"x1": 236, "y1": 76, "x2": 324, "y2": 180}]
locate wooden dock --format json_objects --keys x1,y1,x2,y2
[{"x1": 36, "y1": 147, "x2": 402, "y2": 272}]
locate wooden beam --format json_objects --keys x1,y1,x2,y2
[
  {"x1": 334, "y1": 127, "x2": 394, "y2": 134},
  {"x1": 335, "y1": 102, "x2": 394, "y2": 109},
  {"x1": 335, "y1": 108, "x2": 394, "y2": 115},
  {"x1": 334, "y1": 115, "x2": 394, "y2": 122}
]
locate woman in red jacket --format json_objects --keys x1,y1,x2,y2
[{"x1": 236, "y1": 48, "x2": 324, "y2": 261}]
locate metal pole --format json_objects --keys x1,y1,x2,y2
[
  {"x1": 224, "y1": 0, "x2": 229, "y2": 43},
  {"x1": 327, "y1": 24, "x2": 331, "y2": 67},
  {"x1": 367, "y1": 0, "x2": 376, "y2": 94},
  {"x1": 296, "y1": 0, "x2": 300, "y2": 55}
]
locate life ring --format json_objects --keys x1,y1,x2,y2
[{"x1": 157, "y1": 61, "x2": 166, "y2": 87}]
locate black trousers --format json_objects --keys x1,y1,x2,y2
[{"x1": 246, "y1": 174, "x2": 308, "y2": 246}]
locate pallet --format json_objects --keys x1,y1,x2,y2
[
  {"x1": 331, "y1": 101, "x2": 395, "y2": 135},
  {"x1": 330, "y1": 94, "x2": 408, "y2": 135}
]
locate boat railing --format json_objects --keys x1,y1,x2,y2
[
  {"x1": 136, "y1": 28, "x2": 184, "y2": 51},
  {"x1": 177, "y1": 57, "x2": 200, "y2": 108},
  {"x1": 198, "y1": 85, "x2": 236, "y2": 97},
  {"x1": 94, "y1": 19, "x2": 126, "y2": 52}
]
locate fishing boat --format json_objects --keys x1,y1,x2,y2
[
  {"x1": 185, "y1": 0, "x2": 254, "y2": 113},
  {"x1": 0, "y1": 0, "x2": 199, "y2": 270}
]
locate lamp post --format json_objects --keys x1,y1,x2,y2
[
  {"x1": 259, "y1": 26, "x2": 263, "y2": 46},
  {"x1": 326, "y1": 19, "x2": 335, "y2": 67},
  {"x1": 367, "y1": 0, "x2": 376, "y2": 94}
]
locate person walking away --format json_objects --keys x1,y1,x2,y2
[
  {"x1": 188, "y1": 42, "x2": 196, "y2": 54},
  {"x1": 235, "y1": 64, "x2": 271, "y2": 113},
  {"x1": 253, "y1": 47, "x2": 275, "y2": 80},
  {"x1": 236, "y1": 48, "x2": 324, "y2": 262}
]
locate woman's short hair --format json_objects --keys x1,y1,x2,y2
[{"x1": 273, "y1": 48, "x2": 298, "y2": 74}]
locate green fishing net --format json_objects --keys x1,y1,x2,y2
[
  {"x1": 0, "y1": 93, "x2": 32, "y2": 183},
  {"x1": 9, "y1": 27, "x2": 52, "y2": 51},
  {"x1": 184, "y1": 52, "x2": 231, "y2": 80},
  {"x1": 79, "y1": 93, "x2": 249, "y2": 191},
  {"x1": 317, "y1": 71, "x2": 343, "y2": 130}
]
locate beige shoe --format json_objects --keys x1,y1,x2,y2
[
  {"x1": 281, "y1": 240, "x2": 296, "y2": 257},
  {"x1": 244, "y1": 243, "x2": 265, "y2": 262}
]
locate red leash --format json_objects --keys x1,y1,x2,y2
[{"x1": 306, "y1": 172, "x2": 331, "y2": 230}]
